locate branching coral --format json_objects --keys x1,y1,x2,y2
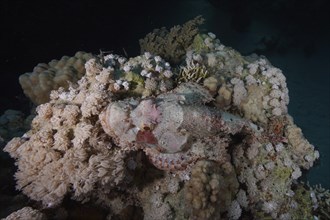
[
  {"x1": 311, "y1": 184, "x2": 330, "y2": 219},
  {"x1": 177, "y1": 61, "x2": 209, "y2": 84},
  {"x1": 139, "y1": 16, "x2": 204, "y2": 64},
  {"x1": 3, "y1": 18, "x2": 323, "y2": 220}
]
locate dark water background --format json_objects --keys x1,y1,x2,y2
[{"x1": 0, "y1": 0, "x2": 329, "y2": 188}]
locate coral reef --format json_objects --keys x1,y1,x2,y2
[
  {"x1": 177, "y1": 61, "x2": 209, "y2": 84},
  {"x1": 4, "y1": 60, "x2": 125, "y2": 206},
  {"x1": 19, "y1": 51, "x2": 93, "y2": 104},
  {"x1": 184, "y1": 160, "x2": 239, "y2": 219},
  {"x1": 2, "y1": 206, "x2": 46, "y2": 220},
  {"x1": 139, "y1": 16, "x2": 204, "y2": 64},
  {"x1": 308, "y1": 183, "x2": 330, "y2": 219},
  {"x1": 3, "y1": 18, "x2": 325, "y2": 219},
  {"x1": 99, "y1": 52, "x2": 175, "y2": 97}
]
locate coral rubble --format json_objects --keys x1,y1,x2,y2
[{"x1": 3, "y1": 17, "x2": 325, "y2": 219}]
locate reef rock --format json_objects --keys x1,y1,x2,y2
[{"x1": 3, "y1": 18, "x2": 321, "y2": 219}]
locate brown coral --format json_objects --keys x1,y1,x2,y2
[
  {"x1": 184, "y1": 160, "x2": 239, "y2": 219},
  {"x1": 19, "y1": 51, "x2": 93, "y2": 104},
  {"x1": 3, "y1": 207, "x2": 46, "y2": 220},
  {"x1": 139, "y1": 16, "x2": 204, "y2": 64}
]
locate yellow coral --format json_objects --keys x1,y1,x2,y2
[{"x1": 177, "y1": 62, "x2": 208, "y2": 84}]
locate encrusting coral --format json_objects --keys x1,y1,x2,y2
[
  {"x1": 3, "y1": 17, "x2": 325, "y2": 219},
  {"x1": 19, "y1": 51, "x2": 93, "y2": 104}
]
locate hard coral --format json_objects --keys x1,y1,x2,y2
[
  {"x1": 3, "y1": 207, "x2": 46, "y2": 220},
  {"x1": 3, "y1": 17, "x2": 322, "y2": 220},
  {"x1": 140, "y1": 16, "x2": 204, "y2": 64},
  {"x1": 19, "y1": 51, "x2": 93, "y2": 104},
  {"x1": 177, "y1": 61, "x2": 209, "y2": 84}
]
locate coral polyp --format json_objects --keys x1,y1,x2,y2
[{"x1": 2, "y1": 17, "x2": 324, "y2": 220}]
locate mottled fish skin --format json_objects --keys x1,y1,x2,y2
[
  {"x1": 144, "y1": 148, "x2": 195, "y2": 171},
  {"x1": 100, "y1": 82, "x2": 256, "y2": 170}
]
